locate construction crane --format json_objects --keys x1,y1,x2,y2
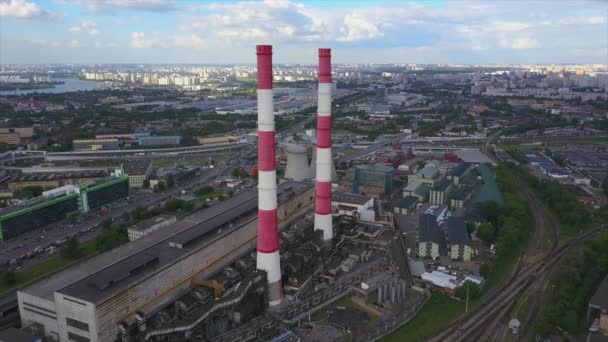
[{"x1": 191, "y1": 278, "x2": 225, "y2": 299}]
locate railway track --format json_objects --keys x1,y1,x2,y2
[{"x1": 429, "y1": 226, "x2": 604, "y2": 342}]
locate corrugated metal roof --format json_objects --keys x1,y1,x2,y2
[{"x1": 476, "y1": 163, "x2": 504, "y2": 206}]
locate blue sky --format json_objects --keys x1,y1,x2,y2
[{"x1": 0, "y1": 0, "x2": 606, "y2": 64}]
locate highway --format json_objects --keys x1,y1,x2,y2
[
  {"x1": 0, "y1": 147, "x2": 253, "y2": 270},
  {"x1": 0, "y1": 112, "x2": 309, "y2": 271}
]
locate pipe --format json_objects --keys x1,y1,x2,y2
[
  {"x1": 314, "y1": 48, "x2": 333, "y2": 242},
  {"x1": 255, "y1": 44, "x2": 283, "y2": 307}
]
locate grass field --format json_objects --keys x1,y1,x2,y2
[
  {"x1": 382, "y1": 294, "x2": 465, "y2": 342},
  {"x1": 152, "y1": 159, "x2": 173, "y2": 167},
  {"x1": 482, "y1": 248, "x2": 523, "y2": 294}
]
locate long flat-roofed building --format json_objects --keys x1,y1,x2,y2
[{"x1": 18, "y1": 181, "x2": 314, "y2": 342}]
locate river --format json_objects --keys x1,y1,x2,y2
[{"x1": 0, "y1": 78, "x2": 108, "y2": 96}]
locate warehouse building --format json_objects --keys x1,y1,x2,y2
[
  {"x1": 332, "y1": 192, "x2": 375, "y2": 221},
  {"x1": 0, "y1": 177, "x2": 129, "y2": 241},
  {"x1": 429, "y1": 178, "x2": 453, "y2": 205},
  {"x1": 17, "y1": 181, "x2": 313, "y2": 342},
  {"x1": 137, "y1": 135, "x2": 181, "y2": 146},
  {"x1": 72, "y1": 139, "x2": 119, "y2": 151},
  {"x1": 127, "y1": 215, "x2": 176, "y2": 241},
  {"x1": 352, "y1": 164, "x2": 395, "y2": 197},
  {"x1": 7, "y1": 171, "x2": 107, "y2": 191},
  {"x1": 122, "y1": 159, "x2": 153, "y2": 188},
  {"x1": 447, "y1": 218, "x2": 473, "y2": 261},
  {"x1": 418, "y1": 214, "x2": 441, "y2": 260}
]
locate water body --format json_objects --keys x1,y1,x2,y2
[{"x1": 0, "y1": 78, "x2": 107, "y2": 96}]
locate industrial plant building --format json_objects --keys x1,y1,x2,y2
[
  {"x1": 72, "y1": 139, "x2": 120, "y2": 151},
  {"x1": 17, "y1": 181, "x2": 313, "y2": 342},
  {"x1": 351, "y1": 164, "x2": 395, "y2": 197},
  {"x1": 418, "y1": 214, "x2": 441, "y2": 260},
  {"x1": 0, "y1": 176, "x2": 129, "y2": 241},
  {"x1": 8, "y1": 46, "x2": 421, "y2": 342},
  {"x1": 136, "y1": 136, "x2": 181, "y2": 146}
]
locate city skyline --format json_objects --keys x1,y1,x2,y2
[{"x1": 0, "y1": 0, "x2": 607, "y2": 65}]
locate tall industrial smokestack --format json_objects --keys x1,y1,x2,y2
[
  {"x1": 314, "y1": 48, "x2": 333, "y2": 242},
  {"x1": 255, "y1": 45, "x2": 282, "y2": 307}
]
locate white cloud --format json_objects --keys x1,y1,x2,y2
[
  {"x1": 130, "y1": 32, "x2": 166, "y2": 48},
  {"x1": 491, "y1": 22, "x2": 532, "y2": 32},
  {"x1": 499, "y1": 37, "x2": 540, "y2": 50},
  {"x1": 174, "y1": 34, "x2": 208, "y2": 48},
  {"x1": 69, "y1": 19, "x2": 99, "y2": 35},
  {"x1": 0, "y1": 0, "x2": 55, "y2": 19},
  {"x1": 59, "y1": 0, "x2": 177, "y2": 13},
  {"x1": 586, "y1": 16, "x2": 607, "y2": 25},
  {"x1": 4, "y1": 0, "x2": 608, "y2": 64},
  {"x1": 68, "y1": 39, "x2": 80, "y2": 48},
  {"x1": 559, "y1": 16, "x2": 608, "y2": 25},
  {"x1": 337, "y1": 13, "x2": 383, "y2": 42}
]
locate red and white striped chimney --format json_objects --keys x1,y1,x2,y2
[
  {"x1": 314, "y1": 48, "x2": 333, "y2": 242},
  {"x1": 255, "y1": 45, "x2": 282, "y2": 307}
]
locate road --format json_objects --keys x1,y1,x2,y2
[
  {"x1": 0, "y1": 147, "x2": 253, "y2": 269},
  {"x1": 1, "y1": 112, "x2": 305, "y2": 271}
]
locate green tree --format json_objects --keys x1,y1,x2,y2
[
  {"x1": 61, "y1": 237, "x2": 82, "y2": 259},
  {"x1": 476, "y1": 223, "x2": 496, "y2": 243},
  {"x1": 479, "y1": 263, "x2": 491, "y2": 278},
  {"x1": 23, "y1": 185, "x2": 44, "y2": 196},
  {"x1": 101, "y1": 217, "x2": 113, "y2": 230},
  {"x1": 2, "y1": 270, "x2": 16, "y2": 285},
  {"x1": 195, "y1": 186, "x2": 214, "y2": 197},
  {"x1": 480, "y1": 201, "x2": 501, "y2": 226},
  {"x1": 232, "y1": 167, "x2": 246, "y2": 179}
]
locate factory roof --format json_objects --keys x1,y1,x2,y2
[
  {"x1": 332, "y1": 192, "x2": 372, "y2": 206},
  {"x1": 9, "y1": 170, "x2": 107, "y2": 182},
  {"x1": 129, "y1": 214, "x2": 176, "y2": 232},
  {"x1": 454, "y1": 149, "x2": 496, "y2": 166},
  {"x1": 590, "y1": 275, "x2": 608, "y2": 311},
  {"x1": 396, "y1": 196, "x2": 418, "y2": 209},
  {"x1": 433, "y1": 178, "x2": 452, "y2": 192},
  {"x1": 356, "y1": 164, "x2": 394, "y2": 174},
  {"x1": 421, "y1": 271, "x2": 459, "y2": 289},
  {"x1": 447, "y1": 218, "x2": 470, "y2": 245},
  {"x1": 476, "y1": 163, "x2": 504, "y2": 206},
  {"x1": 122, "y1": 158, "x2": 152, "y2": 176},
  {"x1": 22, "y1": 181, "x2": 311, "y2": 304},
  {"x1": 407, "y1": 259, "x2": 426, "y2": 277},
  {"x1": 416, "y1": 164, "x2": 439, "y2": 179},
  {"x1": 419, "y1": 213, "x2": 441, "y2": 244},
  {"x1": 450, "y1": 162, "x2": 470, "y2": 178},
  {"x1": 414, "y1": 183, "x2": 431, "y2": 198},
  {"x1": 449, "y1": 185, "x2": 475, "y2": 201}
]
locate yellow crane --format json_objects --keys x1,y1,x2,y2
[{"x1": 191, "y1": 278, "x2": 225, "y2": 299}]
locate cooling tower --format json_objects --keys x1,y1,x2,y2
[
  {"x1": 283, "y1": 143, "x2": 314, "y2": 181},
  {"x1": 255, "y1": 45, "x2": 282, "y2": 307},
  {"x1": 310, "y1": 146, "x2": 338, "y2": 181}
]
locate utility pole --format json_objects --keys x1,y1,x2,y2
[{"x1": 465, "y1": 281, "x2": 470, "y2": 313}]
